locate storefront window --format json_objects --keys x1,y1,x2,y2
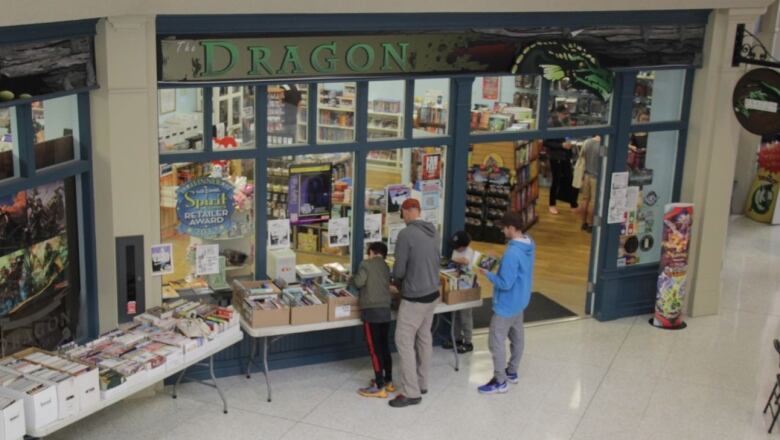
[
  {"x1": 158, "y1": 88, "x2": 204, "y2": 153},
  {"x1": 471, "y1": 75, "x2": 540, "y2": 133},
  {"x1": 548, "y1": 79, "x2": 611, "y2": 128},
  {"x1": 617, "y1": 131, "x2": 678, "y2": 267},
  {"x1": 317, "y1": 82, "x2": 356, "y2": 144},
  {"x1": 266, "y1": 152, "x2": 353, "y2": 270},
  {"x1": 0, "y1": 178, "x2": 80, "y2": 353},
  {"x1": 413, "y1": 79, "x2": 449, "y2": 138},
  {"x1": 213, "y1": 86, "x2": 255, "y2": 149},
  {"x1": 634, "y1": 70, "x2": 685, "y2": 123},
  {"x1": 366, "y1": 146, "x2": 447, "y2": 255},
  {"x1": 0, "y1": 107, "x2": 18, "y2": 180},
  {"x1": 268, "y1": 84, "x2": 308, "y2": 146},
  {"x1": 32, "y1": 95, "x2": 79, "y2": 169},
  {"x1": 159, "y1": 160, "x2": 255, "y2": 298},
  {"x1": 368, "y1": 80, "x2": 404, "y2": 140}
]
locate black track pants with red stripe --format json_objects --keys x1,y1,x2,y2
[{"x1": 363, "y1": 321, "x2": 392, "y2": 388}]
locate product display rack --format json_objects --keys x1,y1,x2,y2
[
  {"x1": 549, "y1": 80, "x2": 609, "y2": 126},
  {"x1": 368, "y1": 99, "x2": 403, "y2": 141},
  {"x1": 465, "y1": 167, "x2": 514, "y2": 243},
  {"x1": 512, "y1": 140, "x2": 540, "y2": 232},
  {"x1": 317, "y1": 84, "x2": 356, "y2": 143},
  {"x1": 634, "y1": 72, "x2": 654, "y2": 119},
  {"x1": 414, "y1": 104, "x2": 447, "y2": 135}
]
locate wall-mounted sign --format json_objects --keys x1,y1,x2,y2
[
  {"x1": 176, "y1": 177, "x2": 235, "y2": 237},
  {"x1": 159, "y1": 25, "x2": 704, "y2": 84},
  {"x1": 733, "y1": 68, "x2": 780, "y2": 135}
]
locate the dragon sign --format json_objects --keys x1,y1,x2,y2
[{"x1": 511, "y1": 41, "x2": 614, "y2": 101}]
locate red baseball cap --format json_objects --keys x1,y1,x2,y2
[{"x1": 401, "y1": 198, "x2": 421, "y2": 211}]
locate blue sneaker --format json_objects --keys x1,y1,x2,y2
[
  {"x1": 478, "y1": 378, "x2": 508, "y2": 394},
  {"x1": 506, "y1": 369, "x2": 519, "y2": 384}
]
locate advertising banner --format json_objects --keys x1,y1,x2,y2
[
  {"x1": 745, "y1": 140, "x2": 780, "y2": 224},
  {"x1": 287, "y1": 163, "x2": 332, "y2": 225},
  {"x1": 176, "y1": 177, "x2": 235, "y2": 238},
  {"x1": 653, "y1": 203, "x2": 694, "y2": 329}
]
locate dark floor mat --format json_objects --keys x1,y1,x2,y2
[{"x1": 473, "y1": 292, "x2": 578, "y2": 327}]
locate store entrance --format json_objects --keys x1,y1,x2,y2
[{"x1": 467, "y1": 138, "x2": 600, "y2": 325}]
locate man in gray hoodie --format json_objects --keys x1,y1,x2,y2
[{"x1": 389, "y1": 198, "x2": 441, "y2": 408}]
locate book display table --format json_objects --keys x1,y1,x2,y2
[
  {"x1": 26, "y1": 329, "x2": 243, "y2": 439},
  {"x1": 241, "y1": 299, "x2": 482, "y2": 402}
]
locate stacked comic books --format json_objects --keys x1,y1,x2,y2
[
  {"x1": 281, "y1": 286, "x2": 324, "y2": 306},
  {"x1": 295, "y1": 264, "x2": 326, "y2": 280},
  {"x1": 322, "y1": 262, "x2": 350, "y2": 282}
]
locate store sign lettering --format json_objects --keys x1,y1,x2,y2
[
  {"x1": 176, "y1": 177, "x2": 235, "y2": 237},
  {"x1": 184, "y1": 39, "x2": 409, "y2": 80}
]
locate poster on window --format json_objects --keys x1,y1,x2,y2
[
  {"x1": 195, "y1": 244, "x2": 220, "y2": 276},
  {"x1": 328, "y1": 217, "x2": 350, "y2": 248},
  {"x1": 176, "y1": 177, "x2": 235, "y2": 238},
  {"x1": 386, "y1": 184, "x2": 411, "y2": 214},
  {"x1": 482, "y1": 77, "x2": 500, "y2": 100},
  {"x1": 653, "y1": 203, "x2": 693, "y2": 329},
  {"x1": 421, "y1": 154, "x2": 442, "y2": 181},
  {"x1": 268, "y1": 219, "x2": 291, "y2": 250},
  {"x1": 151, "y1": 243, "x2": 174, "y2": 276},
  {"x1": 364, "y1": 214, "x2": 382, "y2": 243},
  {"x1": 288, "y1": 163, "x2": 332, "y2": 225},
  {"x1": 387, "y1": 223, "x2": 405, "y2": 255}
]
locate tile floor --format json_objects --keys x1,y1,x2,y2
[{"x1": 48, "y1": 216, "x2": 780, "y2": 440}]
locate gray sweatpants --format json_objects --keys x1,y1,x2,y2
[
  {"x1": 488, "y1": 312, "x2": 525, "y2": 383},
  {"x1": 394, "y1": 299, "x2": 437, "y2": 399},
  {"x1": 454, "y1": 308, "x2": 473, "y2": 344}
]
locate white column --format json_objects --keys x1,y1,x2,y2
[
  {"x1": 682, "y1": 7, "x2": 767, "y2": 317},
  {"x1": 91, "y1": 16, "x2": 161, "y2": 332}
]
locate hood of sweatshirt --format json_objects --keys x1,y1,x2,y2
[
  {"x1": 408, "y1": 220, "x2": 437, "y2": 237},
  {"x1": 510, "y1": 237, "x2": 535, "y2": 256}
]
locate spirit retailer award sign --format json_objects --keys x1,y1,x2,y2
[
  {"x1": 176, "y1": 177, "x2": 235, "y2": 237},
  {"x1": 652, "y1": 203, "x2": 694, "y2": 329}
]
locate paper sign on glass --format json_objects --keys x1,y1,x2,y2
[
  {"x1": 364, "y1": 214, "x2": 382, "y2": 243},
  {"x1": 388, "y1": 223, "x2": 405, "y2": 255},
  {"x1": 327, "y1": 217, "x2": 350, "y2": 248},
  {"x1": 268, "y1": 219, "x2": 291, "y2": 250},
  {"x1": 151, "y1": 243, "x2": 174, "y2": 276},
  {"x1": 195, "y1": 244, "x2": 220, "y2": 276}
]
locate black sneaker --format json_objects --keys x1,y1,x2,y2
[
  {"x1": 457, "y1": 342, "x2": 474, "y2": 354},
  {"x1": 421, "y1": 389, "x2": 428, "y2": 395},
  {"x1": 442, "y1": 339, "x2": 463, "y2": 350},
  {"x1": 389, "y1": 395, "x2": 422, "y2": 408}
]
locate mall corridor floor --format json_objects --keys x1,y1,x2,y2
[{"x1": 50, "y1": 216, "x2": 779, "y2": 440}]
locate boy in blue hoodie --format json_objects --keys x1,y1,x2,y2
[{"x1": 476, "y1": 211, "x2": 535, "y2": 394}]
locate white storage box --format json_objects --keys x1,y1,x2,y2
[
  {"x1": 0, "y1": 381, "x2": 58, "y2": 432},
  {"x1": 72, "y1": 367, "x2": 100, "y2": 412},
  {"x1": 28, "y1": 376, "x2": 78, "y2": 420},
  {"x1": 0, "y1": 398, "x2": 25, "y2": 440}
]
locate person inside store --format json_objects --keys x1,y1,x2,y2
[
  {"x1": 544, "y1": 106, "x2": 577, "y2": 214},
  {"x1": 350, "y1": 241, "x2": 395, "y2": 399},
  {"x1": 389, "y1": 198, "x2": 441, "y2": 408},
  {"x1": 476, "y1": 211, "x2": 535, "y2": 394},
  {"x1": 629, "y1": 111, "x2": 650, "y2": 170},
  {"x1": 578, "y1": 135, "x2": 602, "y2": 232},
  {"x1": 442, "y1": 230, "x2": 475, "y2": 353}
]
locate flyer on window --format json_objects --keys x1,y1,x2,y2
[
  {"x1": 268, "y1": 219, "x2": 291, "y2": 250},
  {"x1": 387, "y1": 223, "x2": 405, "y2": 255},
  {"x1": 327, "y1": 217, "x2": 350, "y2": 248},
  {"x1": 386, "y1": 184, "x2": 411, "y2": 214},
  {"x1": 195, "y1": 244, "x2": 220, "y2": 276},
  {"x1": 364, "y1": 214, "x2": 382, "y2": 243},
  {"x1": 151, "y1": 243, "x2": 174, "y2": 276},
  {"x1": 421, "y1": 153, "x2": 442, "y2": 180}
]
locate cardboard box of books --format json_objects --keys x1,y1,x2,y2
[
  {"x1": 283, "y1": 286, "x2": 328, "y2": 325},
  {"x1": 0, "y1": 396, "x2": 25, "y2": 440},
  {"x1": 0, "y1": 374, "x2": 58, "y2": 432},
  {"x1": 315, "y1": 280, "x2": 360, "y2": 321},
  {"x1": 13, "y1": 347, "x2": 100, "y2": 412},
  {"x1": 440, "y1": 269, "x2": 481, "y2": 305},
  {"x1": 233, "y1": 280, "x2": 290, "y2": 328}
]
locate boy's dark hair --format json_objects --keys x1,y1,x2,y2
[{"x1": 368, "y1": 242, "x2": 388, "y2": 258}]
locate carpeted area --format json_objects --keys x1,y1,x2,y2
[{"x1": 473, "y1": 292, "x2": 577, "y2": 327}]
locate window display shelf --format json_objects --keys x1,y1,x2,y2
[{"x1": 318, "y1": 124, "x2": 354, "y2": 130}]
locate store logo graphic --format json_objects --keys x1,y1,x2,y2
[
  {"x1": 176, "y1": 177, "x2": 235, "y2": 237},
  {"x1": 511, "y1": 41, "x2": 614, "y2": 101},
  {"x1": 194, "y1": 40, "x2": 410, "y2": 79}
]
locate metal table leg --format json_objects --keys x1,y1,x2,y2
[
  {"x1": 262, "y1": 336, "x2": 272, "y2": 402},
  {"x1": 172, "y1": 367, "x2": 186, "y2": 399},
  {"x1": 246, "y1": 336, "x2": 257, "y2": 378},
  {"x1": 170, "y1": 356, "x2": 229, "y2": 414},
  {"x1": 209, "y1": 355, "x2": 229, "y2": 414},
  {"x1": 450, "y1": 311, "x2": 460, "y2": 372}
]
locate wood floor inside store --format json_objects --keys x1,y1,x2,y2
[{"x1": 472, "y1": 186, "x2": 591, "y2": 316}]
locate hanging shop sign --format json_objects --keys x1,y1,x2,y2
[
  {"x1": 733, "y1": 68, "x2": 780, "y2": 135},
  {"x1": 652, "y1": 203, "x2": 694, "y2": 330},
  {"x1": 176, "y1": 177, "x2": 235, "y2": 237},
  {"x1": 745, "y1": 140, "x2": 780, "y2": 223},
  {"x1": 158, "y1": 25, "x2": 704, "y2": 85},
  {"x1": 287, "y1": 163, "x2": 333, "y2": 225},
  {"x1": 0, "y1": 36, "x2": 96, "y2": 105}
]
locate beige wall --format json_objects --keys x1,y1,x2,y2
[
  {"x1": 91, "y1": 16, "x2": 161, "y2": 332},
  {"x1": 682, "y1": 7, "x2": 766, "y2": 317},
  {"x1": 2, "y1": 1, "x2": 764, "y2": 328},
  {"x1": 0, "y1": 0, "x2": 772, "y2": 26}
]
